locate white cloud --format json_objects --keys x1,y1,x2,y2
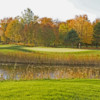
[{"x1": 69, "y1": 0, "x2": 100, "y2": 19}]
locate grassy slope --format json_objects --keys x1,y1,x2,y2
[
  {"x1": 0, "y1": 44, "x2": 100, "y2": 65},
  {"x1": 0, "y1": 79, "x2": 100, "y2": 100},
  {"x1": 0, "y1": 44, "x2": 100, "y2": 55}
]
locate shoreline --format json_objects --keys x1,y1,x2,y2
[{"x1": 0, "y1": 61, "x2": 100, "y2": 66}]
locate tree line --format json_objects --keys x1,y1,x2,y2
[{"x1": 0, "y1": 8, "x2": 100, "y2": 48}]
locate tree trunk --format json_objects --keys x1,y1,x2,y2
[{"x1": 72, "y1": 44, "x2": 74, "y2": 48}]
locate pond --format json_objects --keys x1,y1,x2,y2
[{"x1": 0, "y1": 64, "x2": 100, "y2": 80}]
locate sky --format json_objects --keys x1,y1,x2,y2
[{"x1": 0, "y1": 0, "x2": 99, "y2": 22}]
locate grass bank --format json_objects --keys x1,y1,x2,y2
[
  {"x1": 0, "y1": 44, "x2": 100, "y2": 65},
  {"x1": 0, "y1": 79, "x2": 100, "y2": 100}
]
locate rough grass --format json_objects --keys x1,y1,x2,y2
[{"x1": 0, "y1": 79, "x2": 100, "y2": 100}]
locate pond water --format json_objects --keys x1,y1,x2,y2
[{"x1": 0, "y1": 64, "x2": 100, "y2": 80}]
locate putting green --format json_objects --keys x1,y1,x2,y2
[{"x1": 25, "y1": 47, "x2": 90, "y2": 53}]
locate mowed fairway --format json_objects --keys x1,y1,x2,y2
[
  {"x1": 0, "y1": 44, "x2": 99, "y2": 54},
  {"x1": 0, "y1": 79, "x2": 100, "y2": 100}
]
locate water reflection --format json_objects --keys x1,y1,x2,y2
[{"x1": 0, "y1": 64, "x2": 100, "y2": 80}]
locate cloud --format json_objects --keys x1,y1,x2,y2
[{"x1": 69, "y1": 0, "x2": 100, "y2": 18}]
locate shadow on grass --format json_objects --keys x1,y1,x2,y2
[{"x1": 0, "y1": 45, "x2": 32, "y2": 52}]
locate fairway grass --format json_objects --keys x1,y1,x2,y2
[
  {"x1": 0, "y1": 79, "x2": 100, "y2": 100},
  {"x1": 0, "y1": 44, "x2": 99, "y2": 53}
]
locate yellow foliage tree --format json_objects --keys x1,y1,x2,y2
[
  {"x1": 5, "y1": 19, "x2": 19, "y2": 42},
  {"x1": 69, "y1": 15, "x2": 93, "y2": 44}
]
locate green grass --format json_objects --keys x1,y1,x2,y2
[
  {"x1": 0, "y1": 44, "x2": 100, "y2": 55},
  {"x1": 0, "y1": 79, "x2": 100, "y2": 100},
  {"x1": 0, "y1": 45, "x2": 32, "y2": 53}
]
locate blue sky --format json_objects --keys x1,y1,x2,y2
[{"x1": 0, "y1": 0, "x2": 99, "y2": 21}]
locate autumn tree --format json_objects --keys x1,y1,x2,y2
[
  {"x1": 59, "y1": 23, "x2": 68, "y2": 45},
  {"x1": 37, "y1": 24, "x2": 55, "y2": 46},
  {"x1": 36, "y1": 17, "x2": 55, "y2": 46},
  {"x1": 0, "y1": 28, "x2": 3, "y2": 42},
  {"x1": 59, "y1": 23, "x2": 68, "y2": 34},
  {"x1": 69, "y1": 15, "x2": 93, "y2": 47},
  {"x1": 93, "y1": 22, "x2": 100, "y2": 48},
  {"x1": 82, "y1": 21, "x2": 93, "y2": 45},
  {"x1": 21, "y1": 8, "x2": 34, "y2": 25},
  {"x1": 39, "y1": 17, "x2": 53, "y2": 26},
  {"x1": 52, "y1": 24, "x2": 59, "y2": 46},
  {"x1": 26, "y1": 22, "x2": 39, "y2": 45},
  {"x1": 93, "y1": 18, "x2": 100, "y2": 26},
  {"x1": 5, "y1": 19, "x2": 20, "y2": 43},
  {"x1": 21, "y1": 8, "x2": 40, "y2": 45},
  {"x1": 0, "y1": 18, "x2": 13, "y2": 43}
]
